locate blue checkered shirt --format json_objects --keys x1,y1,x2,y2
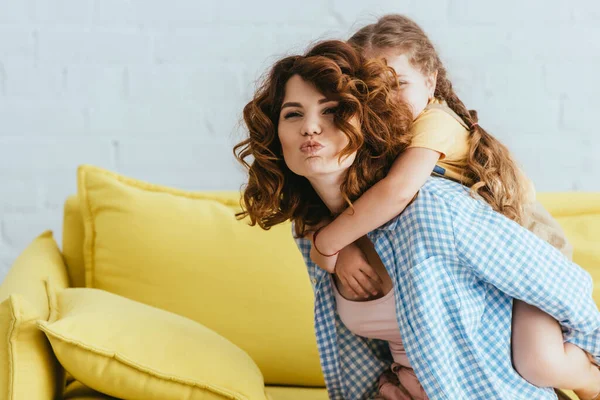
[{"x1": 294, "y1": 177, "x2": 600, "y2": 399}]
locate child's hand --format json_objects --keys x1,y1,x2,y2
[
  {"x1": 306, "y1": 221, "x2": 336, "y2": 273},
  {"x1": 335, "y1": 242, "x2": 383, "y2": 298},
  {"x1": 310, "y1": 239, "x2": 338, "y2": 273}
]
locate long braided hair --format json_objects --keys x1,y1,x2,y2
[{"x1": 349, "y1": 14, "x2": 527, "y2": 224}]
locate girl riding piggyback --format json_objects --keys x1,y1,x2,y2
[{"x1": 310, "y1": 14, "x2": 599, "y2": 400}]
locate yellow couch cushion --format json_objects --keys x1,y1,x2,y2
[
  {"x1": 0, "y1": 231, "x2": 70, "y2": 400},
  {"x1": 38, "y1": 287, "x2": 268, "y2": 400},
  {"x1": 62, "y1": 380, "x2": 331, "y2": 400},
  {"x1": 63, "y1": 380, "x2": 118, "y2": 399},
  {"x1": 0, "y1": 230, "x2": 71, "y2": 310},
  {"x1": 62, "y1": 195, "x2": 86, "y2": 288},
  {"x1": 76, "y1": 165, "x2": 323, "y2": 386},
  {"x1": 265, "y1": 386, "x2": 329, "y2": 400},
  {"x1": 0, "y1": 294, "x2": 63, "y2": 400}
]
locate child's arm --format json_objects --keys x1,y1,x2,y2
[{"x1": 314, "y1": 147, "x2": 442, "y2": 256}]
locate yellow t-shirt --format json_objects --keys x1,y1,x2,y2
[
  {"x1": 407, "y1": 99, "x2": 471, "y2": 184},
  {"x1": 407, "y1": 99, "x2": 536, "y2": 202}
]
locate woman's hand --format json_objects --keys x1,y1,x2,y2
[{"x1": 334, "y1": 242, "x2": 383, "y2": 298}]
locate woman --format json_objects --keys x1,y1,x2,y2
[{"x1": 233, "y1": 40, "x2": 600, "y2": 399}]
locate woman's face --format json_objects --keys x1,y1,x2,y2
[{"x1": 277, "y1": 75, "x2": 357, "y2": 180}]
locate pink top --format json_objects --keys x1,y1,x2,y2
[{"x1": 330, "y1": 275, "x2": 411, "y2": 367}]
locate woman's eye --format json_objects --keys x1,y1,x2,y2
[
  {"x1": 283, "y1": 111, "x2": 301, "y2": 119},
  {"x1": 323, "y1": 107, "x2": 338, "y2": 115}
]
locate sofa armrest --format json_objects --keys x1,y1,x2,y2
[{"x1": 0, "y1": 230, "x2": 70, "y2": 320}]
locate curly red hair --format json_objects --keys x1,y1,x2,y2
[{"x1": 233, "y1": 40, "x2": 414, "y2": 237}]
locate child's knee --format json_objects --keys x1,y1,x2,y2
[{"x1": 513, "y1": 349, "x2": 563, "y2": 387}]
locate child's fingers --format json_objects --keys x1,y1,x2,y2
[
  {"x1": 360, "y1": 266, "x2": 384, "y2": 285},
  {"x1": 353, "y1": 272, "x2": 380, "y2": 296},
  {"x1": 347, "y1": 275, "x2": 371, "y2": 298},
  {"x1": 341, "y1": 278, "x2": 363, "y2": 298}
]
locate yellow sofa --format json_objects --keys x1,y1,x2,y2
[{"x1": 1, "y1": 165, "x2": 598, "y2": 400}]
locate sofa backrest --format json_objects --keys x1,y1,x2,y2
[{"x1": 65, "y1": 191, "x2": 600, "y2": 293}]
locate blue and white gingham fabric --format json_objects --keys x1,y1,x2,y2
[{"x1": 294, "y1": 177, "x2": 600, "y2": 400}]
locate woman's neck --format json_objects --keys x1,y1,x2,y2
[{"x1": 307, "y1": 173, "x2": 347, "y2": 215}]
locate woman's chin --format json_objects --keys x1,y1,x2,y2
[
  {"x1": 302, "y1": 157, "x2": 331, "y2": 174},
  {"x1": 289, "y1": 156, "x2": 348, "y2": 179}
]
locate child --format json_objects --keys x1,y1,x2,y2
[{"x1": 309, "y1": 14, "x2": 599, "y2": 400}]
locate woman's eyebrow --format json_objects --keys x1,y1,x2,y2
[
  {"x1": 281, "y1": 102, "x2": 302, "y2": 109},
  {"x1": 281, "y1": 98, "x2": 334, "y2": 109}
]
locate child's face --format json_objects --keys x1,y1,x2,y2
[{"x1": 372, "y1": 50, "x2": 436, "y2": 120}]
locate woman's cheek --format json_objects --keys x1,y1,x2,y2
[{"x1": 278, "y1": 132, "x2": 295, "y2": 157}]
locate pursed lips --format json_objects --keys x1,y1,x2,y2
[{"x1": 300, "y1": 141, "x2": 324, "y2": 154}]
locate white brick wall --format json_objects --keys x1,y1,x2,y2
[{"x1": 1, "y1": 0, "x2": 599, "y2": 282}]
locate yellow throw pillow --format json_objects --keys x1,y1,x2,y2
[
  {"x1": 0, "y1": 230, "x2": 70, "y2": 311},
  {"x1": 0, "y1": 230, "x2": 70, "y2": 400},
  {"x1": 38, "y1": 287, "x2": 268, "y2": 400},
  {"x1": 77, "y1": 165, "x2": 323, "y2": 386},
  {"x1": 0, "y1": 294, "x2": 63, "y2": 400}
]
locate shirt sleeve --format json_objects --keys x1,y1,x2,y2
[
  {"x1": 449, "y1": 194, "x2": 600, "y2": 364},
  {"x1": 408, "y1": 108, "x2": 463, "y2": 159},
  {"x1": 291, "y1": 224, "x2": 321, "y2": 293}
]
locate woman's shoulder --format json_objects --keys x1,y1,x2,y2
[
  {"x1": 418, "y1": 177, "x2": 472, "y2": 206},
  {"x1": 378, "y1": 177, "x2": 473, "y2": 232}
]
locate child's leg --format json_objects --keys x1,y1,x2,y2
[{"x1": 512, "y1": 299, "x2": 600, "y2": 399}]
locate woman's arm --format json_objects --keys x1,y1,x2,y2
[
  {"x1": 450, "y1": 195, "x2": 600, "y2": 363},
  {"x1": 314, "y1": 147, "x2": 441, "y2": 255}
]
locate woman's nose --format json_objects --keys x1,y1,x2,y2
[{"x1": 301, "y1": 116, "x2": 322, "y2": 136}]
